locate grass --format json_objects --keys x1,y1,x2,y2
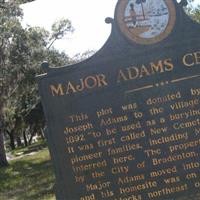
[
  {"x1": 0, "y1": 148, "x2": 56, "y2": 200},
  {"x1": 10, "y1": 140, "x2": 48, "y2": 156}
]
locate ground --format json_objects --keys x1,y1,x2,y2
[{"x1": 0, "y1": 148, "x2": 55, "y2": 200}]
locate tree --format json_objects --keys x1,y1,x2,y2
[
  {"x1": 185, "y1": 0, "x2": 200, "y2": 23},
  {"x1": 0, "y1": 0, "x2": 23, "y2": 167},
  {"x1": 0, "y1": 0, "x2": 74, "y2": 167},
  {"x1": 47, "y1": 18, "x2": 74, "y2": 50},
  {"x1": 2, "y1": 24, "x2": 73, "y2": 146},
  {"x1": 17, "y1": 0, "x2": 36, "y2": 4},
  {"x1": 0, "y1": 104, "x2": 8, "y2": 167}
]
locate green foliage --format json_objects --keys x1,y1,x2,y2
[
  {"x1": 0, "y1": 0, "x2": 75, "y2": 155},
  {"x1": 185, "y1": 0, "x2": 200, "y2": 23},
  {"x1": 71, "y1": 50, "x2": 96, "y2": 64},
  {"x1": 51, "y1": 18, "x2": 74, "y2": 40},
  {"x1": 189, "y1": 5, "x2": 200, "y2": 23},
  {"x1": 11, "y1": 139, "x2": 47, "y2": 156},
  {"x1": 17, "y1": 0, "x2": 36, "y2": 4},
  {"x1": 0, "y1": 149, "x2": 55, "y2": 200},
  {"x1": 48, "y1": 18, "x2": 74, "y2": 49}
]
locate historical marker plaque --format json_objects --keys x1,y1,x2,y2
[{"x1": 37, "y1": 1, "x2": 200, "y2": 200}]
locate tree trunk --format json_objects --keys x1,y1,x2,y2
[
  {"x1": 28, "y1": 132, "x2": 34, "y2": 145},
  {"x1": 0, "y1": 13, "x2": 8, "y2": 167},
  {"x1": 39, "y1": 128, "x2": 45, "y2": 140},
  {"x1": 6, "y1": 130, "x2": 15, "y2": 150},
  {"x1": 10, "y1": 131, "x2": 15, "y2": 150},
  {"x1": 16, "y1": 136, "x2": 22, "y2": 147},
  {"x1": 0, "y1": 132, "x2": 8, "y2": 167},
  {"x1": 0, "y1": 102, "x2": 8, "y2": 167},
  {"x1": 23, "y1": 131, "x2": 28, "y2": 147}
]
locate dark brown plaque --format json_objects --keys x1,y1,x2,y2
[{"x1": 37, "y1": 1, "x2": 200, "y2": 199}]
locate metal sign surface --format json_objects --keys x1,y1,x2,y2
[{"x1": 37, "y1": 1, "x2": 200, "y2": 200}]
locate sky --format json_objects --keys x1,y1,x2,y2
[
  {"x1": 21, "y1": 0, "x2": 117, "y2": 57},
  {"x1": 21, "y1": 0, "x2": 199, "y2": 57}
]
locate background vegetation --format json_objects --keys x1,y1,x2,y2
[
  {"x1": 0, "y1": 0, "x2": 94, "y2": 167},
  {"x1": 0, "y1": 148, "x2": 55, "y2": 200}
]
